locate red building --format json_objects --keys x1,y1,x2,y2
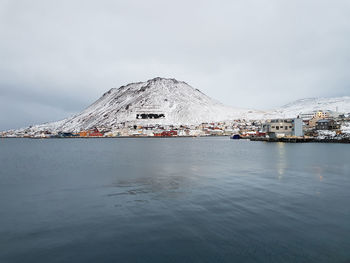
[
  {"x1": 154, "y1": 130, "x2": 178, "y2": 137},
  {"x1": 88, "y1": 128, "x2": 104, "y2": 137},
  {"x1": 256, "y1": 132, "x2": 266, "y2": 137}
]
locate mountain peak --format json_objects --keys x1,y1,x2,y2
[
  {"x1": 147, "y1": 77, "x2": 179, "y2": 83},
  {"x1": 145, "y1": 77, "x2": 190, "y2": 86},
  {"x1": 115, "y1": 77, "x2": 186, "y2": 93}
]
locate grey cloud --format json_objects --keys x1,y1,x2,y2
[{"x1": 1, "y1": 0, "x2": 350, "y2": 130}]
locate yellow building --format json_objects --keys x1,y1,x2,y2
[
  {"x1": 314, "y1": 110, "x2": 330, "y2": 119},
  {"x1": 308, "y1": 111, "x2": 331, "y2": 128}
]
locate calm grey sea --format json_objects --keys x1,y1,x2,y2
[{"x1": 0, "y1": 137, "x2": 350, "y2": 263}]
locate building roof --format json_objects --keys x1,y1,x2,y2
[{"x1": 317, "y1": 119, "x2": 331, "y2": 123}]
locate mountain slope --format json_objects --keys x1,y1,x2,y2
[{"x1": 31, "y1": 77, "x2": 255, "y2": 132}]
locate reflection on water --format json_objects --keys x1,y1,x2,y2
[
  {"x1": 276, "y1": 142, "x2": 287, "y2": 179},
  {"x1": 106, "y1": 175, "x2": 191, "y2": 203},
  {"x1": 0, "y1": 138, "x2": 350, "y2": 263},
  {"x1": 311, "y1": 165, "x2": 324, "y2": 182}
]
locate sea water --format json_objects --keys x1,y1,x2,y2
[{"x1": 0, "y1": 137, "x2": 349, "y2": 262}]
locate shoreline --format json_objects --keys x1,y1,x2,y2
[{"x1": 1, "y1": 135, "x2": 350, "y2": 143}]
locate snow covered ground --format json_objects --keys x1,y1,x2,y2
[
  {"x1": 316, "y1": 130, "x2": 337, "y2": 140},
  {"x1": 341, "y1": 123, "x2": 350, "y2": 135},
  {"x1": 316, "y1": 124, "x2": 350, "y2": 140}
]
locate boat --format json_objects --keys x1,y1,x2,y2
[{"x1": 230, "y1": 134, "x2": 241, "y2": 139}]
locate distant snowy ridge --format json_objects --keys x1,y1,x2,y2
[{"x1": 263, "y1": 96, "x2": 350, "y2": 119}]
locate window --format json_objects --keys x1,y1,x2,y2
[{"x1": 276, "y1": 126, "x2": 279, "y2": 130}]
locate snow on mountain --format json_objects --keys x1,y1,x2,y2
[
  {"x1": 25, "y1": 77, "x2": 256, "y2": 132},
  {"x1": 5, "y1": 78, "x2": 350, "y2": 134},
  {"x1": 262, "y1": 96, "x2": 350, "y2": 119}
]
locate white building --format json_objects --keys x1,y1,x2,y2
[{"x1": 263, "y1": 118, "x2": 304, "y2": 138}]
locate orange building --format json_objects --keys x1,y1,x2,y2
[{"x1": 79, "y1": 131, "x2": 88, "y2": 137}]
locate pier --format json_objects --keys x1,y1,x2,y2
[{"x1": 249, "y1": 137, "x2": 350, "y2": 143}]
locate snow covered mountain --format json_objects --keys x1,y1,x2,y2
[
  {"x1": 5, "y1": 77, "x2": 350, "y2": 134},
  {"x1": 26, "y1": 77, "x2": 256, "y2": 132},
  {"x1": 263, "y1": 96, "x2": 350, "y2": 119}
]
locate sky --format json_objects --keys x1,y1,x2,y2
[{"x1": 1, "y1": 0, "x2": 350, "y2": 130}]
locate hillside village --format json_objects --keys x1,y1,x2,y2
[{"x1": 2, "y1": 110, "x2": 350, "y2": 141}]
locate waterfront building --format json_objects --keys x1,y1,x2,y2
[
  {"x1": 263, "y1": 118, "x2": 304, "y2": 138},
  {"x1": 316, "y1": 119, "x2": 339, "y2": 130}
]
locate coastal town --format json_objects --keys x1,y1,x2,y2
[{"x1": 1, "y1": 110, "x2": 350, "y2": 142}]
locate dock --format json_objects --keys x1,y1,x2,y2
[{"x1": 249, "y1": 137, "x2": 350, "y2": 143}]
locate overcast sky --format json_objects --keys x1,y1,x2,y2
[{"x1": 1, "y1": 0, "x2": 350, "y2": 130}]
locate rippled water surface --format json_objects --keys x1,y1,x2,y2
[{"x1": 0, "y1": 138, "x2": 350, "y2": 263}]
